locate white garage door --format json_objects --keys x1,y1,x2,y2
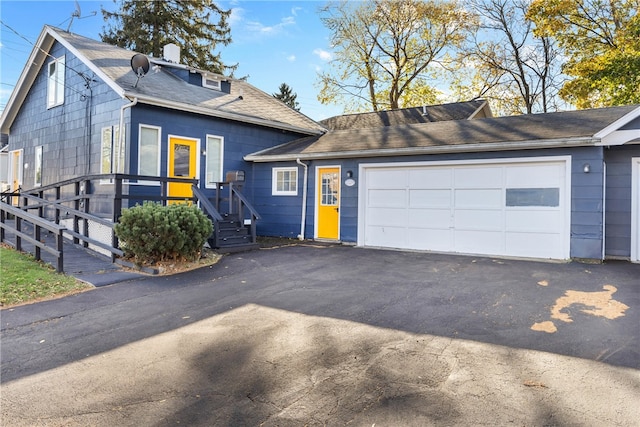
[
  {"x1": 359, "y1": 158, "x2": 571, "y2": 259},
  {"x1": 632, "y1": 158, "x2": 640, "y2": 263}
]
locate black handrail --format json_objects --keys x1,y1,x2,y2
[{"x1": 0, "y1": 201, "x2": 65, "y2": 272}]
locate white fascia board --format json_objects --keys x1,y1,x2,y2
[
  {"x1": 597, "y1": 129, "x2": 640, "y2": 146},
  {"x1": 468, "y1": 100, "x2": 491, "y2": 119},
  {"x1": 127, "y1": 93, "x2": 324, "y2": 136},
  {"x1": 47, "y1": 27, "x2": 126, "y2": 98},
  {"x1": 594, "y1": 105, "x2": 640, "y2": 145},
  {"x1": 244, "y1": 137, "x2": 598, "y2": 162}
]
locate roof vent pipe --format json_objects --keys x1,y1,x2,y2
[{"x1": 163, "y1": 43, "x2": 180, "y2": 63}]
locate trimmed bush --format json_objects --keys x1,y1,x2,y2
[{"x1": 114, "y1": 202, "x2": 213, "y2": 264}]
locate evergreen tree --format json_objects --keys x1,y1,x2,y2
[
  {"x1": 273, "y1": 83, "x2": 301, "y2": 111},
  {"x1": 100, "y1": 0, "x2": 235, "y2": 74}
]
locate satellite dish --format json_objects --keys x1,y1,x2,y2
[{"x1": 130, "y1": 54, "x2": 150, "y2": 88}]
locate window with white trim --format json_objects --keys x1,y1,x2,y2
[
  {"x1": 101, "y1": 125, "x2": 124, "y2": 176},
  {"x1": 138, "y1": 125, "x2": 161, "y2": 177},
  {"x1": 47, "y1": 55, "x2": 65, "y2": 108},
  {"x1": 34, "y1": 145, "x2": 43, "y2": 187},
  {"x1": 272, "y1": 167, "x2": 298, "y2": 195},
  {"x1": 205, "y1": 135, "x2": 224, "y2": 187}
]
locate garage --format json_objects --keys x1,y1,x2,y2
[
  {"x1": 358, "y1": 157, "x2": 571, "y2": 260},
  {"x1": 632, "y1": 158, "x2": 640, "y2": 262}
]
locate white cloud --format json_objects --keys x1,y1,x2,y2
[
  {"x1": 287, "y1": 54, "x2": 296, "y2": 62},
  {"x1": 291, "y1": 6, "x2": 303, "y2": 16},
  {"x1": 245, "y1": 15, "x2": 296, "y2": 36},
  {"x1": 313, "y1": 48, "x2": 332, "y2": 61}
]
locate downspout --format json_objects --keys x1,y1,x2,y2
[
  {"x1": 117, "y1": 97, "x2": 138, "y2": 173},
  {"x1": 296, "y1": 158, "x2": 308, "y2": 240}
]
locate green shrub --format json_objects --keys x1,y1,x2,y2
[{"x1": 114, "y1": 202, "x2": 213, "y2": 264}]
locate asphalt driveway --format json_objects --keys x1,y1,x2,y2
[{"x1": 2, "y1": 245, "x2": 639, "y2": 425}]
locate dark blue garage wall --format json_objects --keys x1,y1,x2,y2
[
  {"x1": 129, "y1": 104, "x2": 308, "y2": 202},
  {"x1": 605, "y1": 144, "x2": 640, "y2": 258},
  {"x1": 254, "y1": 146, "x2": 610, "y2": 259}
]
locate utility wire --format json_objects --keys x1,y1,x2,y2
[{"x1": 1, "y1": 20, "x2": 95, "y2": 98}]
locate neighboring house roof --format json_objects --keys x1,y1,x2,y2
[
  {"x1": 319, "y1": 99, "x2": 491, "y2": 130},
  {"x1": 1, "y1": 26, "x2": 325, "y2": 135},
  {"x1": 245, "y1": 105, "x2": 640, "y2": 162}
]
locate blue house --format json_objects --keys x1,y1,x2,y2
[
  {"x1": 0, "y1": 26, "x2": 324, "y2": 213},
  {"x1": 3, "y1": 26, "x2": 640, "y2": 263},
  {"x1": 246, "y1": 105, "x2": 640, "y2": 263}
]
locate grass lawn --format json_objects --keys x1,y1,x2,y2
[{"x1": 0, "y1": 246, "x2": 92, "y2": 308}]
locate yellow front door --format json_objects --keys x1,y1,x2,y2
[
  {"x1": 168, "y1": 137, "x2": 198, "y2": 204},
  {"x1": 317, "y1": 167, "x2": 340, "y2": 240}
]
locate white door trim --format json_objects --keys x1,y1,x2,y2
[
  {"x1": 631, "y1": 157, "x2": 640, "y2": 262},
  {"x1": 314, "y1": 164, "x2": 341, "y2": 240},
  {"x1": 358, "y1": 156, "x2": 572, "y2": 259}
]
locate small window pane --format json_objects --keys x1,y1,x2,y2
[
  {"x1": 321, "y1": 172, "x2": 338, "y2": 206},
  {"x1": 101, "y1": 127, "x2": 112, "y2": 174},
  {"x1": 34, "y1": 146, "x2": 43, "y2": 186},
  {"x1": 206, "y1": 135, "x2": 223, "y2": 186},
  {"x1": 173, "y1": 144, "x2": 191, "y2": 177},
  {"x1": 139, "y1": 126, "x2": 159, "y2": 176},
  {"x1": 272, "y1": 168, "x2": 298, "y2": 195},
  {"x1": 506, "y1": 188, "x2": 559, "y2": 207}
]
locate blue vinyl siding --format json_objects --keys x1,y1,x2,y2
[
  {"x1": 129, "y1": 104, "x2": 307, "y2": 206},
  {"x1": 9, "y1": 40, "x2": 123, "y2": 213},
  {"x1": 605, "y1": 145, "x2": 640, "y2": 258}
]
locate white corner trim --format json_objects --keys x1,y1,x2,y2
[{"x1": 632, "y1": 158, "x2": 640, "y2": 262}]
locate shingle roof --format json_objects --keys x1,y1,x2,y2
[
  {"x1": 246, "y1": 105, "x2": 640, "y2": 161},
  {"x1": 319, "y1": 100, "x2": 491, "y2": 130},
  {"x1": 2, "y1": 26, "x2": 325, "y2": 135}
]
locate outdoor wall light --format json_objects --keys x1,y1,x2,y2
[
  {"x1": 346, "y1": 170, "x2": 353, "y2": 178},
  {"x1": 583, "y1": 163, "x2": 591, "y2": 173}
]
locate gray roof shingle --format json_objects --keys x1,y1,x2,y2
[
  {"x1": 54, "y1": 27, "x2": 326, "y2": 134},
  {"x1": 246, "y1": 105, "x2": 639, "y2": 161},
  {"x1": 319, "y1": 100, "x2": 490, "y2": 130}
]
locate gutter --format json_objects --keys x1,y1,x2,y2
[
  {"x1": 124, "y1": 92, "x2": 325, "y2": 137},
  {"x1": 118, "y1": 97, "x2": 138, "y2": 171},
  {"x1": 296, "y1": 158, "x2": 309, "y2": 240},
  {"x1": 245, "y1": 137, "x2": 601, "y2": 163}
]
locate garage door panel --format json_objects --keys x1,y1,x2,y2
[
  {"x1": 455, "y1": 189, "x2": 502, "y2": 208},
  {"x1": 506, "y1": 164, "x2": 564, "y2": 187},
  {"x1": 455, "y1": 230, "x2": 504, "y2": 254},
  {"x1": 407, "y1": 228, "x2": 452, "y2": 251},
  {"x1": 455, "y1": 209, "x2": 503, "y2": 230},
  {"x1": 455, "y1": 167, "x2": 502, "y2": 188},
  {"x1": 409, "y1": 168, "x2": 452, "y2": 188},
  {"x1": 367, "y1": 207, "x2": 407, "y2": 226},
  {"x1": 506, "y1": 232, "x2": 563, "y2": 258},
  {"x1": 506, "y1": 210, "x2": 563, "y2": 233},
  {"x1": 409, "y1": 189, "x2": 451, "y2": 208},
  {"x1": 368, "y1": 189, "x2": 406, "y2": 207},
  {"x1": 367, "y1": 169, "x2": 407, "y2": 189},
  {"x1": 366, "y1": 226, "x2": 406, "y2": 247},
  {"x1": 408, "y1": 208, "x2": 450, "y2": 228}
]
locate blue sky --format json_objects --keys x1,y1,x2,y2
[{"x1": 0, "y1": 0, "x2": 343, "y2": 121}]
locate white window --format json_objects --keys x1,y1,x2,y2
[
  {"x1": 138, "y1": 125, "x2": 161, "y2": 177},
  {"x1": 34, "y1": 146, "x2": 43, "y2": 187},
  {"x1": 101, "y1": 125, "x2": 124, "y2": 177},
  {"x1": 205, "y1": 135, "x2": 224, "y2": 187},
  {"x1": 202, "y1": 74, "x2": 221, "y2": 90},
  {"x1": 47, "y1": 55, "x2": 65, "y2": 108},
  {"x1": 272, "y1": 167, "x2": 298, "y2": 196}
]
